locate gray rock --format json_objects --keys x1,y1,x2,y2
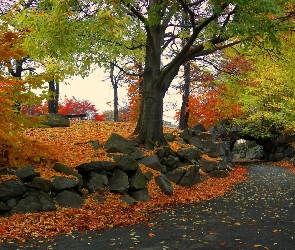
[
  {"x1": 7, "y1": 198, "x2": 17, "y2": 207},
  {"x1": 121, "y1": 195, "x2": 135, "y2": 204},
  {"x1": 188, "y1": 137, "x2": 203, "y2": 148},
  {"x1": 52, "y1": 176, "x2": 79, "y2": 190},
  {"x1": 11, "y1": 191, "x2": 56, "y2": 214},
  {"x1": 138, "y1": 155, "x2": 166, "y2": 172},
  {"x1": 156, "y1": 146, "x2": 176, "y2": 158},
  {"x1": 104, "y1": 133, "x2": 135, "y2": 155},
  {"x1": 155, "y1": 174, "x2": 174, "y2": 195},
  {"x1": 179, "y1": 128, "x2": 193, "y2": 141},
  {"x1": 192, "y1": 124, "x2": 207, "y2": 133},
  {"x1": 160, "y1": 155, "x2": 180, "y2": 171},
  {"x1": 108, "y1": 169, "x2": 129, "y2": 194},
  {"x1": 144, "y1": 172, "x2": 153, "y2": 181},
  {"x1": 15, "y1": 166, "x2": 40, "y2": 182},
  {"x1": 176, "y1": 148, "x2": 201, "y2": 163},
  {"x1": 92, "y1": 140, "x2": 99, "y2": 150},
  {"x1": 165, "y1": 168, "x2": 186, "y2": 184},
  {"x1": 129, "y1": 187, "x2": 150, "y2": 202},
  {"x1": 208, "y1": 170, "x2": 229, "y2": 178},
  {"x1": 93, "y1": 195, "x2": 107, "y2": 202},
  {"x1": 42, "y1": 113, "x2": 70, "y2": 127},
  {"x1": 129, "y1": 169, "x2": 147, "y2": 190},
  {"x1": 199, "y1": 158, "x2": 219, "y2": 173},
  {"x1": 55, "y1": 190, "x2": 84, "y2": 208},
  {"x1": 76, "y1": 161, "x2": 116, "y2": 174},
  {"x1": 195, "y1": 132, "x2": 213, "y2": 141},
  {"x1": 163, "y1": 133, "x2": 175, "y2": 142},
  {"x1": 26, "y1": 177, "x2": 53, "y2": 192},
  {"x1": 178, "y1": 165, "x2": 201, "y2": 187},
  {"x1": 0, "y1": 179, "x2": 26, "y2": 201},
  {"x1": 0, "y1": 167, "x2": 18, "y2": 176},
  {"x1": 86, "y1": 172, "x2": 108, "y2": 192},
  {"x1": 130, "y1": 147, "x2": 145, "y2": 160},
  {"x1": 0, "y1": 202, "x2": 10, "y2": 211},
  {"x1": 54, "y1": 163, "x2": 83, "y2": 192},
  {"x1": 108, "y1": 154, "x2": 139, "y2": 171}
]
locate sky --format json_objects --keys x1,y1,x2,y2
[{"x1": 59, "y1": 69, "x2": 181, "y2": 125}]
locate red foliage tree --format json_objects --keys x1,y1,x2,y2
[{"x1": 59, "y1": 96, "x2": 105, "y2": 121}]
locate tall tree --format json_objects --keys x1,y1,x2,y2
[{"x1": 15, "y1": 0, "x2": 295, "y2": 148}]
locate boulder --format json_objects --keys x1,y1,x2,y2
[
  {"x1": 0, "y1": 179, "x2": 26, "y2": 201},
  {"x1": 195, "y1": 132, "x2": 213, "y2": 141},
  {"x1": 160, "y1": 155, "x2": 180, "y2": 171},
  {"x1": 92, "y1": 140, "x2": 100, "y2": 150},
  {"x1": 42, "y1": 113, "x2": 70, "y2": 127},
  {"x1": 129, "y1": 187, "x2": 150, "y2": 202},
  {"x1": 138, "y1": 155, "x2": 166, "y2": 172},
  {"x1": 54, "y1": 163, "x2": 83, "y2": 192},
  {"x1": 121, "y1": 195, "x2": 135, "y2": 205},
  {"x1": 76, "y1": 161, "x2": 116, "y2": 174},
  {"x1": 165, "y1": 168, "x2": 186, "y2": 184},
  {"x1": 52, "y1": 176, "x2": 79, "y2": 190},
  {"x1": 163, "y1": 133, "x2": 175, "y2": 142},
  {"x1": 192, "y1": 124, "x2": 207, "y2": 133},
  {"x1": 176, "y1": 148, "x2": 201, "y2": 163},
  {"x1": 177, "y1": 165, "x2": 201, "y2": 187},
  {"x1": 179, "y1": 128, "x2": 193, "y2": 142},
  {"x1": 188, "y1": 137, "x2": 203, "y2": 149},
  {"x1": 26, "y1": 177, "x2": 53, "y2": 192},
  {"x1": 0, "y1": 202, "x2": 10, "y2": 212},
  {"x1": 86, "y1": 172, "x2": 108, "y2": 192},
  {"x1": 0, "y1": 167, "x2": 18, "y2": 176},
  {"x1": 129, "y1": 169, "x2": 147, "y2": 191},
  {"x1": 55, "y1": 190, "x2": 84, "y2": 208},
  {"x1": 108, "y1": 169, "x2": 129, "y2": 194},
  {"x1": 108, "y1": 154, "x2": 139, "y2": 171},
  {"x1": 11, "y1": 191, "x2": 56, "y2": 214},
  {"x1": 199, "y1": 158, "x2": 220, "y2": 173},
  {"x1": 104, "y1": 133, "x2": 136, "y2": 155},
  {"x1": 155, "y1": 174, "x2": 174, "y2": 195},
  {"x1": 144, "y1": 172, "x2": 153, "y2": 181},
  {"x1": 208, "y1": 170, "x2": 229, "y2": 178},
  {"x1": 15, "y1": 166, "x2": 40, "y2": 182}
]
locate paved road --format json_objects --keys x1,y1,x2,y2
[{"x1": 2, "y1": 164, "x2": 295, "y2": 250}]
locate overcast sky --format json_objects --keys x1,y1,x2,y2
[{"x1": 60, "y1": 69, "x2": 180, "y2": 124}]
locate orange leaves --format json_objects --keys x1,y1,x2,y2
[{"x1": 0, "y1": 121, "x2": 248, "y2": 244}]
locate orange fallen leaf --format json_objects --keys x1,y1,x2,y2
[{"x1": 149, "y1": 233, "x2": 155, "y2": 237}]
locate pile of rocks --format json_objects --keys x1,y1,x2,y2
[{"x1": 0, "y1": 127, "x2": 234, "y2": 216}]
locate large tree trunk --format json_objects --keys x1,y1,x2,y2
[
  {"x1": 133, "y1": 22, "x2": 167, "y2": 149},
  {"x1": 179, "y1": 62, "x2": 190, "y2": 129}
]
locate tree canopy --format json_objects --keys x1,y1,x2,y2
[{"x1": 6, "y1": 0, "x2": 295, "y2": 148}]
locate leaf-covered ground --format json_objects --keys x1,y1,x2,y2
[{"x1": 0, "y1": 121, "x2": 254, "y2": 245}]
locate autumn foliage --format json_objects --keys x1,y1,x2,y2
[
  {"x1": 0, "y1": 26, "x2": 43, "y2": 166},
  {"x1": 59, "y1": 97, "x2": 105, "y2": 121},
  {"x1": 175, "y1": 56, "x2": 252, "y2": 129},
  {"x1": 0, "y1": 121, "x2": 248, "y2": 244}
]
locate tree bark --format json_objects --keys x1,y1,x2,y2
[
  {"x1": 110, "y1": 62, "x2": 119, "y2": 121},
  {"x1": 133, "y1": 22, "x2": 167, "y2": 149},
  {"x1": 179, "y1": 62, "x2": 190, "y2": 130},
  {"x1": 48, "y1": 79, "x2": 58, "y2": 114}
]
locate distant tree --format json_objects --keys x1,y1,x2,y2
[{"x1": 59, "y1": 97, "x2": 105, "y2": 121}]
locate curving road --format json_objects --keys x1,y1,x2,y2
[{"x1": 2, "y1": 164, "x2": 295, "y2": 250}]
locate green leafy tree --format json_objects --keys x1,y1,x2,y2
[
  {"x1": 227, "y1": 41, "x2": 295, "y2": 139},
  {"x1": 13, "y1": 0, "x2": 295, "y2": 148}
]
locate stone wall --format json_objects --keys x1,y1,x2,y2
[{"x1": 0, "y1": 129, "x2": 240, "y2": 217}]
